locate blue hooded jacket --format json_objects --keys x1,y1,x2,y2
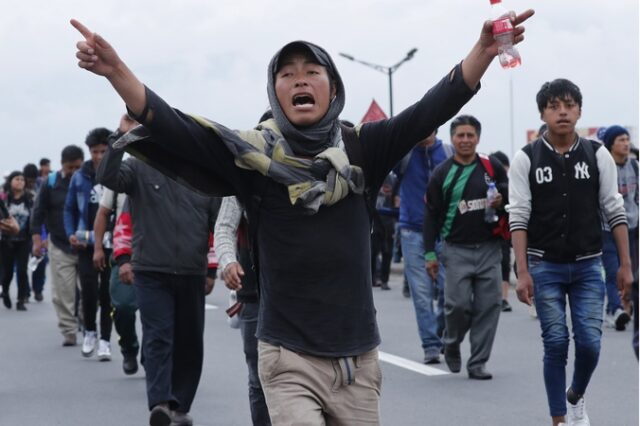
[
  {"x1": 64, "y1": 160, "x2": 99, "y2": 238},
  {"x1": 398, "y1": 139, "x2": 453, "y2": 231}
]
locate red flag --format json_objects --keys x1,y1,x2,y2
[{"x1": 360, "y1": 99, "x2": 388, "y2": 124}]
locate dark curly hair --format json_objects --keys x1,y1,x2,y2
[
  {"x1": 85, "y1": 127, "x2": 112, "y2": 148},
  {"x1": 536, "y1": 79, "x2": 582, "y2": 113}
]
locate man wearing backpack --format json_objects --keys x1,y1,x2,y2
[
  {"x1": 30, "y1": 145, "x2": 84, "y2": 346},
  {"x1": 424, "y1": 115, "x2": 507, "y2": 380},
  {"x1": 397, "y1": 130, "x2": 453, "y2": 364},
  {"x1": 64, "y1": 127, "x2": 114, "y2": 360},
  {"x1": 92, "y1": 117, "x2": 139, "y2": 370},
  {"x1": 510, "y1": 80, "x2": 632, "y2": 426}
]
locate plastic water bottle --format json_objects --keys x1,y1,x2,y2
[
  {"x1": 28, "y1": 255, "x2": 44, "y2": 272},
  {"x1": 75, "y1": 230, "x2": 95, "y2": 245},
  {"x1": 227, "y1": 291, "x2": 241, "y2": 329},
  {"x1": 490, "y1": 0, "x2": 521, "y2": 69},
  {"x1": 103, "y1": 231, "x2": 113, "y2": 250},
  {"x1": 484, "y1": 182, "x2": 499, "y2": 223}
]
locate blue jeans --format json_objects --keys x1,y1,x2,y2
[
  {"x1": 601, "y1": 231, "x2": 623, "y2": 314},
  {"x1": 530, "y1": 256, "x2": 604, "y2": 417},
  {"x1": 239, "y1": 302, "x2": 271, "y2": 425},
  {"x1": 400, "y1": 228, "x2": 444, "y2": 351}
]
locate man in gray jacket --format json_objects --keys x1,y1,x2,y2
[{"x1": 97, "y1": 115, "x2": 220, "y2": 426}]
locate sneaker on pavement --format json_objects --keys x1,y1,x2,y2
[
  {"x1": 62, "y1": 333, "x2": 77, "y2": 347},
  {"x1": 123, "y1": 353, "x2": 138, "y2": 375},
  {"x1": 16, "y1": 300, "x2": 27, "y2": 311},
  {"x1": 97, "y1": 339, "x2": 112, "y2": 361},
  {"x1": 171, "y1": 411, "x2": 194, "y2": 426},
  {"x1": 604, "y1": 312, "x2": 615, "y2": 329},
  {"x1": 567, "y1": 388, "x2": 590, "y2": 426},
  {"x1": 423, "y1": 348, "x2": 441, "y2": 364},
  {"x1": 501, "y1": 299, "x2": 512, "y2": 312},
  {"x1": 81, "y1": 331, "x2": 97, "y2": 357},
  {"x1": 35, "y1": 292, "x2": 44, "y2": 302},
  {"x1": 613, "y1": 308, "x2": 631, "y2": 331},
  {"x1": 380, "y1": 281, "x2": 391, "y2": 291}
]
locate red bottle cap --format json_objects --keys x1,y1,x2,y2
[{"x1": 490, "y1": 0, "x2": 502, "y2": 4}]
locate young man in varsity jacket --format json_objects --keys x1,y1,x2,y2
[
  {"x1": 423, "y1": 115, "x2": 507, "y2": 381},
  {"x1": 509, "y1": 79, "x2": 633, "y2": 426}
]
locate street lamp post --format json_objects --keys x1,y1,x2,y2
[{"x1": 339, "y1": 48, "x2": 418, "y2": 117}]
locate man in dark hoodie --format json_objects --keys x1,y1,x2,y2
[
  {"x1": 64, "y1": 127, "x2": 113, "y2": 360},
  {"x1": 71, "y1": 9, "x2": 534, "y2": 425}
]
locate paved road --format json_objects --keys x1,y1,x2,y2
[{"x1": 0, "y1": 265, "x2": 637, "y2": 425}]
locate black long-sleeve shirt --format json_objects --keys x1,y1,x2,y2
[
  {"x1": 423, "y1": 154, "x2": 508, "y2": 255},
  {"x1": 123, "y1": 63, "x2": 477, "y2": 357}
]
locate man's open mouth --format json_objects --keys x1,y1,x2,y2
[{"x1": 292, "y1": 93, "x2": 315, "y2": 107}]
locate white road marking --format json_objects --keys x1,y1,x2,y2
[
  {"x1": 379, "y1": 351, "x2": 449, "y2": 376},
  {"x1": 205, "y1": 304, "x2": 218, "y2": 311}
]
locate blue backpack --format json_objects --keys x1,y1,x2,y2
[{"x1": 47, "y1": 171, "x2": 58, "y2": 188}]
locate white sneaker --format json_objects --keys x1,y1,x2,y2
[
  {"x1": 612, "y1": 308, "x2": 631, "y2": 331},
  {"x1": 81, "y1": 331, "x2": 97, "y2": 357},
  {"x1": 604, "y1": 312, "x2": 616, "y2": 328},
  {"x1": 97, "y1": 339, "x2": 111, "y2": 362},
  {"x1": 567, "y1": 393, "x2": 590, "y2": 426}
]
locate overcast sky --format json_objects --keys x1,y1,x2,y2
[{"x1": 1, "y1": 0, "x2": 638, "y2": 175}]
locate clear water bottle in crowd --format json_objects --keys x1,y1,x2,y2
[
  {"x1": 28, "y1": 255, "x2": 44, "y2": 272},
  {"x1": 484, "y1": 182, "x2": 499, "y2": 223},
  {"x1": 103, "y1": 231, "x2": 113, "y2": 250},
  {"x1": 490, "y1": 0, "x2": 521, "y2": 69},
  {"x1": 227, "y1": 290, "x2": 241, "y2": 329},
  {"x1": 75, "y1": 230, "x2": 95, "y2": 245}
]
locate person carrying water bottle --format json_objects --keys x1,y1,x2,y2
[{"x1": 424, "y1": 115, "x2": 507, "y2": 380}]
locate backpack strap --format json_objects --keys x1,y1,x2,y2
[
  {"x1": 478, "y1": 154, "x2": 495, "y2": 179},
  {"x1": 47, "y1": 171, "x2": 58, "y2": 188},
  {"x1": 477, "y1": 154, "x2": 511, "y2": 240}
]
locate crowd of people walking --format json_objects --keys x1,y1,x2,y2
[{"x1": 1, "y1": 7, "x2": 638, "y2": 425}]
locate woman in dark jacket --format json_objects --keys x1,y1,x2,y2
[{"x1": 1, "y1": 171, "x2": 34, "y2": 311}]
